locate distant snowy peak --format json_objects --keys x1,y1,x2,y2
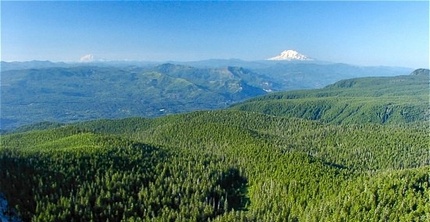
[{"x1": 267, "y1": 50, "x2": 312, "y2": 61}]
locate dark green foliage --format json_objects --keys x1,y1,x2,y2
[
  {"x1": 11, "y1": 122, "x2": 65, "y2": 134},
  {"x1": 1, "y1": 108, "x2": 428, "y2": 221},
  {"x1": 1, "y1": 62, "x2": 412, "y2": 130},
  {"x1": 231, "y1": 70, "x2": 429, "y2": 124},
  {"x1": 1, "y1": 128, "x2": 247, "y2": 221},
  {"x1": 0, "y1": 69, "x2": 428, "y2": 221}
]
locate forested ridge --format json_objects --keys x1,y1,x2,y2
[
  {"x1": 0, "y1": 70, "x2": 429, "y2": 221},
  {"x1": 1, "y1": 62, "x2": 412, "y2": 130},
  {"x1": 231, "y1": 69, "x2": 429, "y2": 124}
]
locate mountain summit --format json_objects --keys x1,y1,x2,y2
[{"x1": 267, "y1": 50, "x2": 311, "y2": 61}]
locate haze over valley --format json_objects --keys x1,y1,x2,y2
[{"x1": 0, "y1": 54, "x2": 414, "y2": 130}]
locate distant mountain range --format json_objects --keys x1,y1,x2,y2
[
  {"x1": 1, "y1": 64, "x2": 272, "y2": 129},
  {"x1": 1, "y1": 52, "x2": 428, "y2": 222},
  {"x1": 0, "y1": 59, "x2": 415, "y2": 130}
]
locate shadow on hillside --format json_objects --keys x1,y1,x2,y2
[{"x1": 218, "y1": 168, "x2": 250, "y2": 211}]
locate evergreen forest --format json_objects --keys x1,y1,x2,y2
[{"x1": 0, "y1": 69, "x2": 429, "y2": 221}]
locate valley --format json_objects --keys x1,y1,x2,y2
[
  {"x1": 0, "y1": 67, "x2": 428, "y2": 221},
  {"x1": 0, "y1": 60, "x2": 412, "y2": 130}
]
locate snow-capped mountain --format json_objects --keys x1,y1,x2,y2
[{"x1": 267, "y1": 50, "x2": 311, "y2": 61}]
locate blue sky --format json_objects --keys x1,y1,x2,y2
[{"x1": 1, "y1": 1, "x2": 429, "y2": 68}]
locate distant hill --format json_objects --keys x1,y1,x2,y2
[
  {"x1": 0, "y1": 60, "x2": 413, "y2": 129},
  {"x1": 231, "y1": 69, "x2": 429, "y2": 124},
  {"x1": 410, "y1": 68, "x2": 430, "y2": 76},
  {"x1": 252, "y1": 62, "x2": 413, "y2": 89},
  {"x1": 0, "y1": 60, "x2": 70, "y2": 71},
  {"x1": 1, "y1": 64, "x2": 275, "y2": 129}
]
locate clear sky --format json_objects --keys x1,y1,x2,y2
[{"x1": 1, "y1": 1, "x2": 429, "y2": 68}]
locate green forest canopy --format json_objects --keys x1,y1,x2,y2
[{"x1": 0, "y1": 69, "x2": 429, "y2": 221}]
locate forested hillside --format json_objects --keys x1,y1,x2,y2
[
  {"x1": 0, "y1": 64, "x2": 271, "y2": 130},
  {"x1": 0, "y1": 61, "x2": 411, "y2": 130},
  {"x1": 0, "y1": 69, "x2": 428, "y2": 221},
  {"x1": 1, "y1": 109, "x2": 429, "y2": 221},
  {"x1": 231, "y1": 69, "x2": 429, "y2": 124}
]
